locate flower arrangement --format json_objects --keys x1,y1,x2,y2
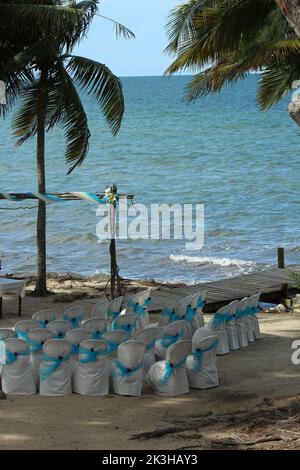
[{"x1": 104, "y1": 184, "x2": 119, "y2": 207}]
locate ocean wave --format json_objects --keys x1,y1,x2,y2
[
  {"x1": 169, "y1": 254, "x2": 256, "y2": 268},
  {"x1": 287, "y1": 246, "x2": 300, "y2": 254}
]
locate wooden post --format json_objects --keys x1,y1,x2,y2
[
  {"x1": 277, "y1": 247, "x2": 285, "y2": 269},
  {"x1": 0, "y1": 297, "x2": 2, "y2": 319},
  {"x1": 108, "y1": 202, "x2": 121, "y2": 299},
  {"x1": 18, "y1": 295, "x2": 22, "y2": 316}
]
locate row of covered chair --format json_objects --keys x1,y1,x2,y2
[
  {"x1": 206, "y1": 293, "x2": 261, "y2": 355},
  {"x1": 0, "y1": 289, "x2": 218, "y2": 396},
  {"x1": 0, "y1": 289, "x2": 262, "y2": 396},
  {"x1": 0, "y1": 325, "x2": 219, "y2": 396}
]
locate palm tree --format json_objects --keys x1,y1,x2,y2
[
  {"x1": 165, "y1": 0, "x2": 300, "y2": 125},
  {"x1": 1, "y1": 1, "x2": 134, "y2": 295}
]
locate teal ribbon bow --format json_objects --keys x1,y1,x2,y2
[
  {"x1": 39, "y1": 318, "x2": 54, "y2": 328},
  {"x1": 161, "y1": 308, "x2": 176, "y2": 321},
  {"x1": 145, "y1": 339, "x2": 156, "y2": 351},
  {"x1": 185, "y1": 306, "x2": 197, "y2": 323},
  {"x1": 161, "y1": 329, "x2": 184, "y2": 349},
  {"x1": 92, "y1": 330, "x2": 105, "y2": 339},
  {"x1": 78, "y1": 346, "x2": 108, "y2": 363},
  {"x1": 251, "y1": 306, "x2": 260, "y2": 314},
  {"x1": 111, "y1": 360, "x2": 143, "y2": 378},
  {"x1": 211, "y1": 312, "x2": 232, "y2": 328},
  {"x1": 106, "y1": 308, "x2": 120, "y2": 322},
  {"x1": 52, "y1": 332, "x2": 66, "y2": 339},
  {"x1": 40, "y1": 353, "x2": 71, "y2": 381},
  {"x1": 191, "y1": 339, "x2": 219, "y2": 372},
  {"x1": 127, "y1": 299, "x2": 146, "y2": 316},
  {"x1": 28, "y1": 337, "x2": 45, "y2": 354},
  {"x1": 111, "y1": 319, "x2": 137, "y2": 335},
  {"x1": 160, "y1": 357, "x2": 187, "y2": 385},
  {"x1": 70, "y1": 342, "x2": 80, "y2": 354},
  {"x1": 15, "y1": 329, "x2": 29, "y2": 342},
  {"x1": 63, "y1": 313, "x2": 84, "y2": 329},
  {"x1": 103, "y1": 339, "x2": 120, "y2": 354},
  {"x1": 196, "y1": 297, "x2": 205, "y2": 309},
  {"x1": 144, "y1": 297, "x2": 152, "y2": 307},
  {"x1": 5, "y1": 349, "x2": 29, "y2": 365}
]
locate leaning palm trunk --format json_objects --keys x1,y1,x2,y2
[
  {"x1": 288, "y1": 94, "x2": 300, "y2": 127},
  {"x1": 35, "y1": 72, "x2": 48, "y2": 295},
  {"x1": 275, "y1": 1, "x2": 300, "y2": 37}
]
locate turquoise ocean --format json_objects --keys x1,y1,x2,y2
[{"x1": 0, "y1": 75, "x2": 299, "y2": 284}]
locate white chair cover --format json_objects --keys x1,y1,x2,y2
[
  {"x1": 46, "y1": 320, "x2": 72, "y2": 339},
  {"x1": 1, "y1": 338, "x2": 35, "y2": 394},
  {"x1": 225, "y1": 300, "x2": 240, "y2": 350},
  {"x1": 235, "y1": 298, "x2": 249, "y2": 348},
  {"x1": 0, "y1": 328, "x2": 17, "y2": 340},
  {"x1": 65, "y1": 328, "x2": 91, "y2": 366},
  {"x1": 28, "y1": 328, "x2": 53, "y2": 388},
  {"x1": 63, "y1": 306, "x2": 85, "y2": 329},
  {"x1": 105, "y1": 296, "x2": 123, "y2": 324},
  {"x1": 155, "y1": 320, "x2": 191, "y2": 360},
  {"x1": 73, "y1": 339, "x2": 109, "y2": 396},
  {"x1": 110, "y1": 313, "x2": 138, "y2": 337},
  {"x1": 0, "y1": 330, "x2": 16, "y2": 379},
  {"x1": 110, "y1": 340, "x2": 145, "y2": 396},
  {"x1": 126, "y1": 288, "x2": 152, "y2": 329},
  {"x1": 243, "y1": 297, "x2": 255, "y2": 343},
  {"x1": 148, "y1": 340, "x2": 191, "y2": 396},
  {"x1": 82, "y1": 317, "x2": 106, "y2": 339},
  {"x1": 249, "y1": 293, "x2": 261, "y2": 339},
  {"x1": 39, "y1": 339, "x2": 72, "y2": 396},
  {"x1": 186, "y1": 329, "x2": 219, "y2": 389},
  {"x1": 207, "y1": 306, "x2": 230, "y2": 355},
  {"x1": 91, "y1": 299, "x2": 110, "y2": 318},
  {"x1": 174, "y1": 296, "x2": 194, "y2": 320},
  {"x1": 147, "y1": 301, "x2": 175, "y2": 338},
  {"x1": 15, "y1": 319, "x2": 40, "y2": 342},
  {"x1": 133, "y1": 327, "x2": 157, "y2": 373},
  {"x1": 102, "y1": 330, "x2": 129, "y2": 360},
  {"x1": 190, "y1": 291, "x2": 207, "y2": 329},
  {"x1": 155, "y1": 297, "x2": 192, "y2": 337},
  {"x1": 32, "y1": 309, "x2": 56, "y2": 328}
]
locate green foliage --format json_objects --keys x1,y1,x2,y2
[
  {"x1": 0, "y1": 0, "x2": 131, "y2": 172},
  {"x1": 165, "y1": 0, "x2": 300, "y2": 110}
]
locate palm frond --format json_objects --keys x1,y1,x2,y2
[
  {"x1": 207, "y1": 0, "x2": 276, "y2": 52},
  {"x1": 258, "y1": 63, "x2": 298, "y2": 110},
  {"x1": 13, "y1": 81, "x2": 38, "y2": 144},
  {"x1": 0, "y1": 2, "x2": 83, "y2": 42},
  {"x1": 13, "y1": 63, "x2": 91, "y2": 174},
  {"x1": 67, "y1": 55, "x2": 124, "y2": 135},
  {"x1": 55, "y1": 67, "x2": 90, "y2": 174},
  {"x1": 184, "y1": 62, "x2": 248, "y2": 102},
  {"x1": 165, "y1": 0, "x2": 212, "y2": 55},
  {"x1": 1, "y1": 66, "x2": 34, "y2": 117},
  {"x1": 97, "y1": 14, "x2": 135, "y2": 40}
]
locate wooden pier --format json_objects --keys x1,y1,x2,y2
[{"x1": 145, "y1": 265, "x2": 300, "y2": 313}]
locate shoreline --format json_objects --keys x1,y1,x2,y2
[{"x1": 0, "y1": 272, "x2": 196, "y2": 303}]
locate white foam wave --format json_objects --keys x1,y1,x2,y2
[{"x1": 169, "y1": 254, "x2": 256, "y2": 268}]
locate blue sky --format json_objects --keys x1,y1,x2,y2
[{"x1": 75, "y1": 0, "x2": 185, "y2": 77}]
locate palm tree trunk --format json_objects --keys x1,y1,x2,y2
[
  {"x1": 275, "y1": 1, "x2": 300, "y2": 126},
  {"x1": 34, "y1": 71, "x2": 48, "y2": 296},
  {"x1": 275, "y1": 1, "x2": 300, "y2": 37}
]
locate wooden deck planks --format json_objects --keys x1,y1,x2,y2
[{"x1": 148, "y1": 266, "x2": 300, "y2": 313}]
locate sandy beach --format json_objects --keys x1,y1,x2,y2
[{"x1": 0, "y1": 276, "x2": 300, "y2": 450}]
